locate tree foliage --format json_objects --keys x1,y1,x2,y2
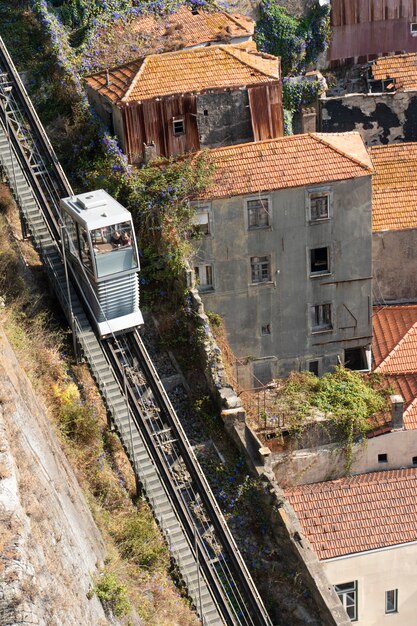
[{"x1": 255, "y1": 1, "x2": 331, "y2": 76}]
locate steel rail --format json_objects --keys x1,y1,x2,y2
[
  {"x1": 0, "y1": 34, "x2": 274, "y2": 626},
  {"x1": 121, "y1": 330, "x2": 273, "y2": 626}
]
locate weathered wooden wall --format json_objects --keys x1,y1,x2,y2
[
  {"x1": 248, "y1": 83, "x2": 284, "y2": 141},
  {"x1": 123, "y1": 95, "x2": 199, "y2": 163},
  {"x1": 331, "y1": 0, "x2": 417, "y2": 26},
  {"x1": 330, "y1": 0, "x2": 417, "y2": 62}
]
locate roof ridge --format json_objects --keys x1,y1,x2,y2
[
  {"x1": 122, "y1": 56, "x2": 149, "y2": 102},
  {"x1": 312, "y1": 132, "x2": 373, "y2": 172},
  {"x1": 377, "y1": 320, "x2": 417, "y2": 372},
  {"x1": 223, "y1": 45, "x2": 279, "y2": 79},
  {"x1": 220, "y1": 11, "x2": 252, "y2": 33}
]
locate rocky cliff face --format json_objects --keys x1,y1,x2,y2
[{"x1": 0, "y1": 328, "x2": 112, "y2": 626}]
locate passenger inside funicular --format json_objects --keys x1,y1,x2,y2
[{"x1": 89, "y1": 221, "x2": 138, "y2": 278}]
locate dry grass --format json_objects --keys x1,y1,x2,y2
[{"x1": 0, "y1": 186, "x2": 200, "y2": 625}]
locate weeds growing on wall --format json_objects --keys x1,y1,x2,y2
[{"x1": 273, "y1": 368, "x2": 389, "y2": 472}]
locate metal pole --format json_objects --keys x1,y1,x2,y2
[{"x1": 60, "y1": 223, "x2": 78, "y2": 362}]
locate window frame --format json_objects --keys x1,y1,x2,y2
[
  {"x1": 385, "y1": 589, "x2": 398, "y2": 614},
  {"x1": 193, "y1": 204, "x2": 212, "y2": 237},
  {"x1": 245, "y1": 195, "x2": 271, "y2": 230},
  {"x1": 172, "y1": 116, "x2": 185, "y2": 136},
  {"x1": 194, "y1": 263, "x2": 214, "y2": 291},
  {"x1": 250, "y1": 255, "x2": 272, "y2": 285},
  {"x1": 307, "y1": 188, "x2": 332, "y2": 223},
  {"x1": 311, "y1": 303, "x2": 333, "y2": 333},
  {"x1": 309, "y1": 245, "x2": 331, "y2": 277},
  {"x1": 335, "y1": 581, "x2": 357, "y2": 622}
]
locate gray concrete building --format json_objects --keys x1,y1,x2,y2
[{"x1": 192, "y1": 132, "x2": 373, "y2": 387}]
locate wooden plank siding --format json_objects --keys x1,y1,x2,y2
[
  {"x1": 331, "y1": 0, "x2": 416, "y2": 26},
  {"x1": 329, "y1": 0, "x2": 417, "y2": 62},
  {"x1": 248, "y1": 84, "x2": 284, "y2": 141},
  {"x1": 122, "y1": 95, "x2": 199, "y2": 162}
]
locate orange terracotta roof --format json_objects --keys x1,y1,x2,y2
[
  {"x1": 196, "y1": 132, "x2": 372, "y2": 199},
  {"x1": 285, "y1": 468, "x2": 417, "y2": 560},
  {"x1": 372, "y1": 305, "x2": 417, "y2": 430},
  {"x1": 370, "y1": 143, "x2": 417, "y2": 231},
  {"x1": 84, "y1": 44, "x2": 279, "y2": 104},
  {"x1": 377, "y1": 323, "x2": 417, "y2": 374},
  {"x1": 129, "y1": 6, "x2": 254, "y2": 47},
  {"x1": 371, "y1": 53, "x2": 417, "y2": 91},
  {"x1": 372, "y1": 305, "x2": 417, "y2": 367}
]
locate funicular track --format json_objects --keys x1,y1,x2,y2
[{"x1": 0, "y1": 36, "x2": 274, "y2": 626}]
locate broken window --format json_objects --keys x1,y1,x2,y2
[
  {"x1": 193, "y1": 207, "x2": 211, "y2": 236},
  {"x1": 311, "y1": 304, "x2": 332, "y2": 332},
  {"x1": 308, "y1": 360, "x2": 319, "y2": 376},
  {"x1": 173, "y1": 117, "x2": 185, "y2": 136},
  {"x1": 251, "y1": 256, "x2": 271, "y2": 283},
  {"x1": 344, "y1": 347, "x2": 367, "y2": 370},
  {"x1": 247, "y1": 197, "x2": 269, "y2": 229},
  {"x1": 335, "y1": 581, "x2": 357, "y2": 621},
  {"x1": 194, "y1": 264, "x2": 213, "y2": 290},
  {"x1": 310, "y1": 247, "x2": 330, "y2": 275},
  {"x1": 261, "y1": 324, "x2": 271, "y2": 335},
  {"x1": 310, "y1": 192, "x2": 330, "y2": 221}
]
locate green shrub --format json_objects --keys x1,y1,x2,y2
[{"x1": 91, "y1": 570, "x2": 131, "y2": 617}]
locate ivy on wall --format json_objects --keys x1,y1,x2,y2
[{"x1": 255, "y1": 1, "x2": 331, "y2": 76}]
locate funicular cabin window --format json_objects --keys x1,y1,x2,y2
[
  {"x1": 90, "y1": 221, "x2": 138, "y2": 278},
  {"x1": 251, "y1": 256, "x2": 271, "y2": 283},
  {"x1": 173, "y1": 118, "x2": 185, "y2": 136},
  {"x1": 310, "y1": 193, "x2": 329, "y2": 221},
  {"x1": 79, "y1": 225, "x2": 93, "y2": 273},
  {"x1": 247, "y1": 198, "x2": 269, "y2": 228}
]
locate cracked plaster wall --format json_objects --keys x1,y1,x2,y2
[{"x1": 320, "y1": 91, "x2": 417, "y2": 146}]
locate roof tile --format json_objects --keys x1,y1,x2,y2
[
  {"x1": 370, "y1": 143, "x2": 417, "y2": 231},
  {"x1": 371, "y1": 52, "x2": 417, "y2": 91},
  {"x1": 85, "y1": 44, "x2": 279, "y2": 104},
  {"x1": 285, "y1": 468, "x2": 417, "y2": 559},
  {"x1": 129, "y1": 6, "x2": 254, "y2": 47},
  {"x1": 196, "y1": 132, "x2": 372, "y2": 199}
]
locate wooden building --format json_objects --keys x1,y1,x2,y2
[
  {"x1": 85, "y1": 43, "x2": 283, "y2": 163},
  {"x1": 329, "y1": 0, "x2": 417, "y2": 65}
]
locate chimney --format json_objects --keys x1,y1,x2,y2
[
  {"x1": 143, "y1": 142, "x2": 157, "y2": 164},
  {"x1": 390, "y1": 394, "x2": 404, "y2": 429},
  {"x1": 301, "y1": 107, "x2": 317, "y2": 133},
  {"x1": 106, "y1": 69, "x2": 111, "y2": 87}
]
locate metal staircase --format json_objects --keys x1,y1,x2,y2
[{"x1": 0, "y1": 34, "x2": 274, "y2": 626}]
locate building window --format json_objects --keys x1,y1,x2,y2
[
  {"x1": 194, "y1": 264, "x2": 213, "y2": 290},
  {"x1": 193, "y1": 207, "x2": 211, "y2": 236},
  {"x1": 251, "y1": 256, "x2": 271, "y2": 284},
  {"x1": 335, "y1": 581, "x2": 357, "y2": 621},
  {"x1": 310, "y1": 192, "x2": 330, "y2": 221},
  {"x1": 411, "y1": 22, "x2": 417, "y2": 35},
  {"x1": 247, "y1": 198, "x2": 269, "y2": 229},
  {"x1": 412, "y1": 456, "x2": 417, "y2": 465},
  {"x1": 311, "y1": 304, "x2": 332, "y2": 332},
  {"x1": 308, "y1": 360, "x2": 319, "y2": 376},
  {"x1": 378, "y1": 453, "x2": 388, "y2": 463},
  {"x1": 310, "y1": 247, "x2": 330, "y2": 275},
  {"x1": 345, "y1": 347, "x2": 367, "y2": 371},
  {"x1": 385, "y1": 589, "x2": 398, "y2": 613},
  {"x1": 173, "y1": 117, "x2": 185, "y2": 136},
  {"x1": 261, "y1": 324, "x2": 271, "y2": 335}
]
